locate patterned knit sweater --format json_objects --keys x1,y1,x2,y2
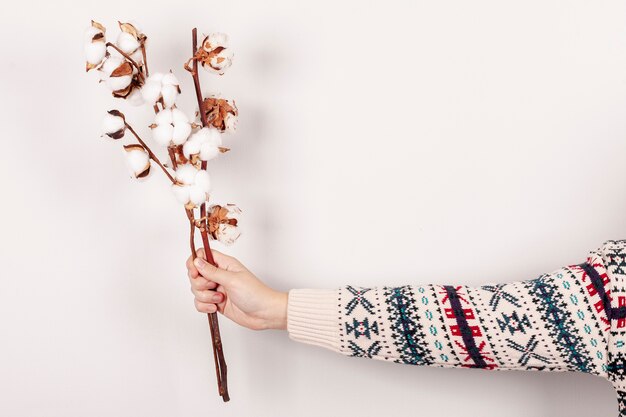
[{"x1": 287, "y1": 239, "x2": 626, "y2": 416}]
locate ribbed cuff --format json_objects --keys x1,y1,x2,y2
[{"x1": 287, "y1": 288, "x2": 341, "y2": 353}]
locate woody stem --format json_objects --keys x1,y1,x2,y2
[{"x1": 190, "y1": 26, "x2": 230, "y2": 403}]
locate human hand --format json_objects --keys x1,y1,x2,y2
[{"x1": 186, "y1": 249, "x2": 288, "y2": 331}]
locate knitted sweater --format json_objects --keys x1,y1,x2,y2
[{"x1": 287, "y1": 239, "x2": 626, "y2": 416}]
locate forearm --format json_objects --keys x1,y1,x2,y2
[{"x1": 285, "y1": 240, "x2": 621, "y2": 376}]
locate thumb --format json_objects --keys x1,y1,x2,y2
[{"x1": 193, "y1": 257, "x2": 233, "y2": 285}]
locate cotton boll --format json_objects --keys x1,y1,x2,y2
[
  {"x1": 199, "y1": 144, "x2": 220, "y2": 161},
  {"x1": 123, "y1": 146, "x2": 151, "y2": 178},
  {"x1": 207, "y1": 32, "x2": 229, "y2": 48},
  {"x1": 206, "y1": 204, "x2": 242, "y2": 246},
  {"x1": 160, "y1": 84, "x2": 179, "y2": 108},
  {"x1": 184, "y1": 127, "x2": 223, "y2": 161},
  {"x1": 170, "y1": 109, "x2": 192, "y2": 144},
  {"x1": 172, "y1": 123, "x2": 192, "y2": 145},
  {"x1": 162, "y1": 72, "x2": 179, "y2": 86},
  {"x1": 199, "y1": 127, "x2": 223, "y2": 146},
  {"x1": 171, "y1": 184, "x2": 190, "y2": 204},
  {"x1": 84, "y1": 22, "x2": 107, "y2": 70},
  {"x1": 101, "y1": 56, "x2": 124, "y2": 76},
  {"x1": 175, "y1": 164, "x2": 198, "y2": 185},
  {"x1": 102, "y1": 112, "x2": 125, "y2": 138},
  {"x1": 171, "y1": 108, "x2": 188, "y2": 125},
  {"x1": 155, "y1": 108, "x2": 173, "y2": 125},
  {"x1": 130, "y1": 49, "x2": 144, "y2": 64},
  {"x1": 84, "y1": 26, "x2": 102, "y2": 43},
  {"x1": 152, "y1": 124, "x2": 174, "y2": 146},
  {"x1": 126, "y1": 88, "x2": 145, "y2": 106},
  {"x1": 200, "y1": 33, "x2": 233, "y2": 74},
  {"x1": 189, "y1": 185, "x2": 207, "y2": 205},
  {"x1": 141, "y1": 79, "x2": 162, "y2": 105},
  {"x1": 195, "y1": 170, "x2": 211, "y2": 192},
  {"x1": 126, "y1": 150, "x2": 149, "y2": 172},
  {"x1": 106, "y1": 74, "x2": 132, "y2": 91},
  {"x1": 85, "y1": 42, "x2": 106, "y2": 66},
  {"x1": 116, "y1": 31, "x2": 140, "y2": 54},
  {"x1": 183, "y1": 140, "x2": 201, "y2": 158},
  {"x1": 141, "y1": 72, "x2": 179, "y2": 107}
]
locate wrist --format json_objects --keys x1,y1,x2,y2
[{"x1": 263, "y1": 290, "x2": 288, "y2": 330}]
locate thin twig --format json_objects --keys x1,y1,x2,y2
[
  {"x1": 125, "y1": 123, "x2": 176, "y2": 184},
  {"x1": 190, "y1": 29, "x2": 209, "y2": 128}
]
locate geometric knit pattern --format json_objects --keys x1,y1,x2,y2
[{"x1": 334, "y1": 240, "x2": 626, "y2": 416}]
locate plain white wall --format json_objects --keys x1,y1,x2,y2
[{"x1": 2, "y1": 1, "x2": 626, "y2": 416}]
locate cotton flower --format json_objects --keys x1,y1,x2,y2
[
  {"x1": 123, "y1": 144, "x2": 151, "y2": 178},
  {"x1": 207, "y1": 204, "x2": 241, "y2": 245},
  {"x1": 202, "y1": 97, "x2": 238, "y2": 133},
  {"x1": 102, "y1": 110, "x2": 126, "y2": 139},
  {"x1": 171, "y1": 164, "x2": 211, "y2": 207},
  {"x1": 99, "y1": 56, "x2": 141, "y2": 99},
  {"x1": 84, "y1": 20, "x2": 107, "y2": 71},
  {"x1": 150, "y1": 108, "x2": 192, "y2": 146},
  {"x1": 183, "y1": 127, "x2": 223, "y2": 162},
  {"x1": 116, "y1": 22, "x2": 145, "y2": 63},
  {"x1": 141, "y1": 72, "x2": 180, "y2": 108},
  {"x1": 197, "y1": 33, "x2": 233, "y2": 75}
]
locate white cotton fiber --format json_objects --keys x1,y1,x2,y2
[
  {"x1": 85, "y1": 42, "x2": 106, "y2": 65},
  {"x1": 152, "y1": 124, "x2": 174, "y2": 146},
  {"x1": 199, "y1": 144, "x2": 220, "y2": 161},
  {"x1": 172, "y1": 108, "x2": 188, "y2": 125},
  {"x1": 126, "y1": 88, "x2": 145, "y2": 106},
  {"x1": 162, "y1": 72, "x2": 179, "y2": 86},
  {"x1": 183, "y1": 140, "x2": 201, "y2": 158},
  {"x1": 175, "y1": 164, "x2": 197, "y2": 185},
  {"x1": 155, "y1": 109, "x2": 173, "y2": 125},
  {"x1": 101, "y1": 56, "x2": 124, "y2": 75},
  {"x1": 102, "y1": 112, "x2": 125, "y2": 135},
  {"x1": 106, "y1": 74, "x2": 132, "y2": 91},
  {"x1": 195, "y1": 170, "x2": 211, "y2": 192},
  {"x1": 124, "y1": 148, "x2": 150, "y2": 177},
  {"x1": 141, "y1": 79, "x2": 162, "y2": 105},
  {"x1": 116, "y1": 31, "x2": 140, "y2": 54},
  {"x1": 188, "y1": 185, "x2": 207, "y2": 205},
  {"x1": 172, "y1": 123, "x2": 192, "y2": 145},
  {"x1": 160, "y1": 84, "x2": 179, "y2": 108},
  {"x1": 84, "y1": 26, "x2": 102, "y2": 43},
  {"x1": 141, "y1": 72, "x2": 179, "y2": 107},
  {"x1": 171, "y1": 184, "x2": 190, "y2": 204},
  {"x1": 183, "y1": 127, "x2": 222, "y2": 161}
]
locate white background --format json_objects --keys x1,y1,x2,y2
[{"x1": 2, "y1": 1, "x2": 626, "y2": 416}]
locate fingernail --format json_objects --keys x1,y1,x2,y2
[
  {"x1": 194, "y1": 258, "x2": 206, "y2": 268},
  {"x1": 213, "y1": 294, "x2": 222, "y2": 302}
]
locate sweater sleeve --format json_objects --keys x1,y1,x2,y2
[{"x1": 287, "y1": 242, "x2": 615, "y2": 377}]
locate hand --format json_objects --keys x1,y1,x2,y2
[{"x1": 186, "y1": 249, "x2": 288, "y2": 331}]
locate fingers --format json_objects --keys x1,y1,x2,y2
[
  {"x1": 186, "y1": 248, "x2": 245, "y2": 279},
  {"x1": 193, "y1": 256, "x2": 235, "y2": 285},
  {"x1": 189, "y1": 277, "x2": 217, "y2": 291},
  {"x1": 194, "y1": 299, "x2": 218, "y2": 314},
  {"x1": 192, "y1": 288, "x2": 225, "y2": 303}
]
